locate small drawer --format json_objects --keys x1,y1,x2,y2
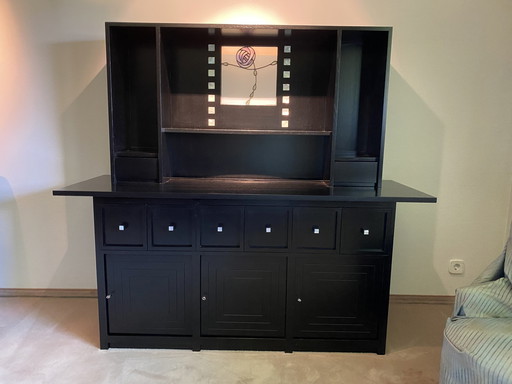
[
  {"x1": 292, "y1": 208, "x2": 338, "y2": 251},
  {"x1": 333, "y1": 161, "x2": 377, "y2": 187},
  {"x1": 114, "y1": 157, "x2": 158, "y2": 182},
  {"x1": 200, "y1": 206, "x2": 242, "y2": 248},
  {"x1": 149, "y1": 205, "x2": 195, "y2": 249},
  {"x1": 100, "y1": 204, "x2": 146, "y2": 248},
  {"x1": 245, "y1": 207, "x2": 289, "y2": 250},
  {"x1": 340, "y1": 208, "x2": 391, "y2": 254}
]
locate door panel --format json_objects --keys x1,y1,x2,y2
[
  {"x1": 292, "y1": 255, "x2": 385, "y2": 339},
  {"x1": 201, "y1": 253, "x2": 287, "y2": 337},
  {"x1": 106, "y1": 254, "x2": 193, "y2": 335}
]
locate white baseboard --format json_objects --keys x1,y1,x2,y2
[
  {"x1": 0, "y1": 288, "x2": 97, "y2": 298},
  {"x1": 0, "y1": 288, "x2": 455, "y2": 305},
  {"x1": 389, "y1": 294, "x2": 454, "y2": 305}
]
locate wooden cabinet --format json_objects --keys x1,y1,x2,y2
[{"x1": 53, "y1": 22, "x2": 437, "y2": 354}]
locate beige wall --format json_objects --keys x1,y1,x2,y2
[{"x1": 1, "y1": 0, "x2": 511, "y2": 294}]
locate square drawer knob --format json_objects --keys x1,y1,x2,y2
[
  {"x1": 362, "y1": 229, "x2": 370, "y2": 236},
  {"x1": 313, "y1": 227, "x2": 320, "y2": 235},
  {"x1": 265, "y1": 226, "x2": 272, "y2": 233},
  {"x1": 217, "y1": 225, "x2": 223, "y2": 233},
  {"x1": 118, "y1": 224, "x2": 126, "y2": 231},
  {"x1": 168, "y1": 225, "x2": 175, "y2": 232}
]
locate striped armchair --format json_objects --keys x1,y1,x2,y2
[{"x1": 440, "y1": 236, "x2": 512, "y2": 383}]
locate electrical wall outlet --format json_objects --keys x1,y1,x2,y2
[{"x1": 449, "y1": 259, "x2": 465, "y2": 275}]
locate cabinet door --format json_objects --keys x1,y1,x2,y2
[
  {"x1": 149, "y1": 205, "x2": 195, "y2": 249},
  {"x1": 106, "y1": 254, "x2": 194, "y2": 335},
  {"x1": 291, "y1": 255, "x2": 385, "y2": 339},
  {"x1": 201, "y1": 253, "x2": 286, "y2": 337}
]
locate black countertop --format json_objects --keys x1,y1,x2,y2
[{"x1": 53, "y1": 175, "x2": 436, "y2": 203}]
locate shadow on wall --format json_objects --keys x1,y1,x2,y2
[
  {"x1": 50, "y1": 41, "x2": 110, "y2": 289},
  {"x1": 51, "y1": 40, "x2": 110, "y2": 185},
  {"x1": 385, "y1": 68, "x2": 445, "y2": 294},
  {"x1": 0, "y1": 177, "x2": 27, "y2": 287},
  {"x1": 51, "y1": 197, "x2": 96, "y2": 289}
]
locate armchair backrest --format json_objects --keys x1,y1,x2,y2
[{"x1": 505, "y1": 236, "x2": 512, "y2": 282}]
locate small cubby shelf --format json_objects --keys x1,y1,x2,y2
[{"x1": 106, "y1": 23, "x2": 391, "y2": 187}]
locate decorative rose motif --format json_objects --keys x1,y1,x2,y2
[{"x1": 236, "y1": 46, "x2": 256, "y2": 68}]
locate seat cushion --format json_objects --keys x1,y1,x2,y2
[
  {"x1": 440, "y1": 317, "x2": 512, "y2": 384},
  {"x1": 455, "y1": 277, "x2": 512, "y2": 318}
]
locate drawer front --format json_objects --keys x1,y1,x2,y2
[
  {"x1": 200, "y1": 206, "x2": 243, "y2": 248},
  {"x1": 340, "y1": 208, "x2": 391, "y2": 254},
  {"x1": 245, "y1": 207, "x2": 289, "y2": 250},
  {"x1": 332, "y1": 161, "x2": 378, "y2": 187},
  {"x1": 114, "y1": 157, "x2": 158, "y2": 182},
  {"x1": 100, "y1": 204, "x2": 146, "y2": 248},
  {"x1": 149, "y1": 205, "x2": 195, "y2": 249},
  {"x1": 292, "y1": 208, "x2": 338, "y2": 251}
]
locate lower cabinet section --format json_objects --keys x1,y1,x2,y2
[
  {"x1": 94, "y1": 198, "x2": 395, "y2": 354},
  {"x1": 99, "y1": 251, "x2": 390, "y2": 353}
]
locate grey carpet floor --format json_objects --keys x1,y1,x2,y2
[{"x1": 0, "y1": 297, "x2": 451, "y2": 383}]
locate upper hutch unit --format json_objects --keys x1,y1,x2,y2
[{"x1": 107, "y1": 23, "x2": 391, "y2": 187}]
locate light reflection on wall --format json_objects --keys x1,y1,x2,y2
[
  {"x1": 0, "y1": 1, "x2": 25, "y2": 166},
  {"x1": 210, "y1": 5, "x2": 283, "y2": 25}
]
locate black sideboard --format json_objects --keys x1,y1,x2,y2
[{"x1": 54, "y1": 23, "x2": 436, "y2": 354}]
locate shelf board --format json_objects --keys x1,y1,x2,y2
[
  {"x1": 335, "y1": 157, "x2": 377, "y2": 162},
  {"x1": 162, "y1": 127, "x2": 332, "y2": 136},
  {"x1": 116, "y1": 150, "x2": 158, "y2": 158},
  {"x1": 53, "y1": 175, "x2": 437, "y2": 203}
]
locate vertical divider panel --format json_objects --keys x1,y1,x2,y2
[{"x1": 156, "y1": 26, "x2": 164, "y2": 183}]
